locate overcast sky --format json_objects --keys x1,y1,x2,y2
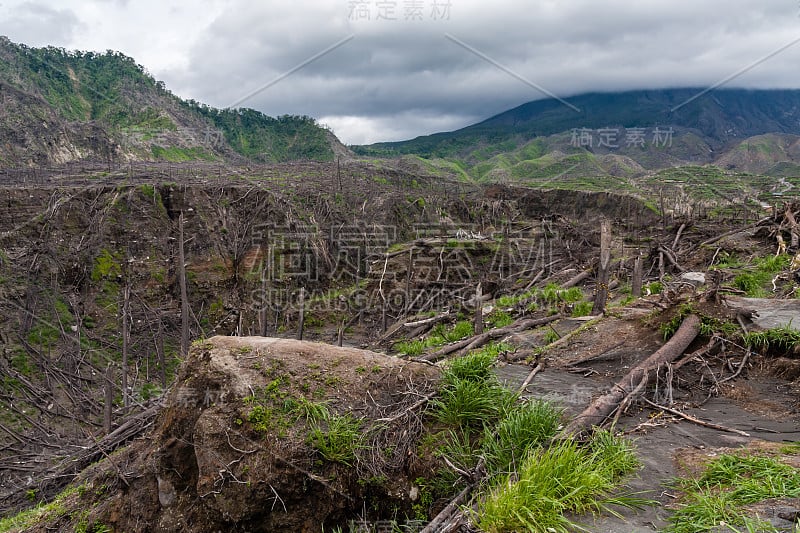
[{"x1": 1, "y1": 0, "x2": 799, "y2": 144}]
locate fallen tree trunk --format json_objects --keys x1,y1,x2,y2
[
  {"x1": 419, "y1": 483, "x2": 473, "y2": 533},
  {"x1": 560, "y1": 314, "x2": 701, "y2": 436},
  {"x1": 688, "y1": 217, "x2": 771, "y2": 253},
  {"x1": 562, "y1": 268, "x2": 593, "y2": 289},
  {"x1": 419, "y1": 315, "x2": 562, "y2": 363}
]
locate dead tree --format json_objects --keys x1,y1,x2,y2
[
  {"x1": 104, "y1": 364, "x2": 114, "y2": 434},
  {"x1": 473, "y1": 282, "x2": 484, "y2": 335},
  {"x1": 259, "y1": 273, "x2": 268, "y2": 337},
  {"x1": 561, "y1": 314, "x2": 701, "y2": 436},
  {"x1": 121, "y1": 283, "x2": 130, "y2": 408},
  {"x1": 784, "y1": 204, "x2": 799, "y2": 249},
  {"x1": 591, "y1": 219, "x2": 612, "y2": 315},
  {"x1": 296, "y1": 288, "x2": 305, "y2": 341},
  {"x1": 631, "y1": 254, "x2": 643, "y2": 298},
  {"x1": 178, "y1": 213, "x2": 190, "y2": 357}
]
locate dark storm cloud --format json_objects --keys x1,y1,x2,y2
[
  {"x1": 160, "y1": 0, "x2": 800, "y2": 144},
  {"x1": 2, "y1": 0, "x2": 800, "y2": 144}
]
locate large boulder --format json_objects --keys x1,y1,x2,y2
[{"x1": 81, "y1": 337, "x2": 441, "y2": 532}]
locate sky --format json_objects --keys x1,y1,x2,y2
[{"x1": 1, "y1": 0, "x2": 799, "y2": 145}]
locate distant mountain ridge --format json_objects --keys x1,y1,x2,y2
[
  {"x1": 0, "y1": 36, "x2": 342, "y2": 167},
  {"x1": 359, "y1": 88, "x2": 800, "y2": 159},
  {"x1": 353, "y1": 88, "x2": 800, "y2": 185}
]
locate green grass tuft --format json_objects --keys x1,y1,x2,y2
[
  {"x1": 667, "y1": 452, "x2": 800, "y2": 533},
  {"x1": 571, "y1": 301, "x2": 593, "y2": 317},
  {"x1": 307, "y1": 409, "x2": 363, "y2": 465},
  {"x1": 482, "y1": 399, "x2": 563, "y2": 475},
  {"x1": 476, "y1": 430, "x2": 644, "y2": 532},
  {"x1": 743, "y1": 325, "x2": 800, "y2": 353}
]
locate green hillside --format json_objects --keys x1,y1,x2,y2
[{"x1": 0, "y1": 37, "x2": 334, "y2": 166}]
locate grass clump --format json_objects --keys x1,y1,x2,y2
[
  {"x1": 393, "y1": 320, "x2": 476, "y2": 356},
  {"x1": 732, "y1": 254, "x2": 790, "y2": 297},
  {"x1": 486, "y1": 310, "x2": 514, "y2": 328},
  {"x1": 443, "y1": 320, "x2": 474, "y2": 342},
  {"x1": 659, "y1": 304, "x2": 738, "y2": 340},
  {"x1": 482, "y1": 399, "x2": 563, "y2": 474},
  {"x1": 0, "y1": 485, "x2": 79, "y2": 532},
  {"x1": 667, "y1": 452, "x2": 800, "y2": 533},
  {"x1": 495, "y1": 294, "x2": 518, "y2": 308},
  {"x1": 645, "y1": 281, "x2": 663, "y2": 295},
  {"x1": 433, "y1": 378, "x2": 515, "y2": 428},
  {"x1": 571, "y1": 301, "x2": 593, "y2": 317},
  {"x1": 393, "y1": 339, "x2": 427, "y2": 356},
  {"x1": 444, "y1": 347, "x2": 497, "y2": 384},
  {"x1": 433, "y1": 347, "x2": 515, "y2": 428},
  {"x1": 307, "y1": 408, "x2": 364, "y2": 465},
  {"x1": 476, "y1": 430, "x2": 644, "y2": 532},
  {"x1": 743, "y1": 325, "x2": 800, "y2": 354},
  {"x1": 540, "y1": 283, "x2": 583, "y2": 306}
]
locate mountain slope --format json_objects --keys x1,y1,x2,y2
[
  {"x1": 0, "y1": 37, "x2": 339, "y2": 167},
  {"x1": 358, "y1": 88, "x2": 800, "y2": 161}
]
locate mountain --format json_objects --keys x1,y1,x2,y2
[
  {"x1": 358, "y1": 88, "x2": 800, "y2": 160},
  {"x1": 0, "y1": 37, "x2": 341, "y2": 167},
  {"x1": 352, "y1": 88, "x2": 800, "y2": 195}
]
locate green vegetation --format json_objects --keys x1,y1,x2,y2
[
  {"x1": 185, "y1": 104, "x2": 333, "y2": 162},
  {"x1": 659, "y1": 304, "x2": 738, "y2": 340},
  {"x1": 486, "y1": 310, "x2": 514, "y2": 328},
  {"x1": 539, "y1": 283, "x2": 584, "y2": 306},
  {"x1": 542, "y1": 327, "x2": 561, "y2": 344},
  {"x1": 392, "y1": 339, "x2": 428, "y2": 357},
  {"x1": 743, "y1": 325, "x2": 800, "y2": 353},
  {"x1": 417, "y1": 343, "x2": 643, "y2": 528},
  {"x1": 571, "y1": 301, "x2": 594, "y2": 317},
  {"x1": 91, "y1": 249, "x2": 122, "y2": 282},
  {"x1": 1, "y1": 41, "x2": 167, "y2": 124},
  {"x1": 243, "y1": 373, "x2": 295, "y2": 436},
  {"x1": 667, "y1": 450, "x2": 800, "y2": 533},
  {"x1": 307, "y1": 407, "x2": 364, "y2": 466},
  {"x1": 476, "y1": 430, "x2": 643, "y2": 532},
  {"x1": 26, "y1": 323, "x2": 60, "y2": 349},
  {"x1": 393, "y1": 320, "x2": 476, "y2": 356},
  {"x1": 646, "y1": 281, "x2": 664, "y2": 295},
  {"x1": 442, "y1": 320, "x2": 474, "y2": 342},
  {"x1": 481, "y1": 399, "x2": 563, "y2": 473},
  {"x1": 433, "y1": 373, "x2": 515, "y2": 428},
  {"x1": 0, "y1": 485, "x2": 79, "y2": 532},
  {"x1": 732, "y1": 254, "x2": 790, "y2": 297},
  {"x1": 0, "y1": 38, "x2": 335, "y2": 164},
  {"x1": 150, "y1": 145, "x2": 216, "y2": 162}
]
